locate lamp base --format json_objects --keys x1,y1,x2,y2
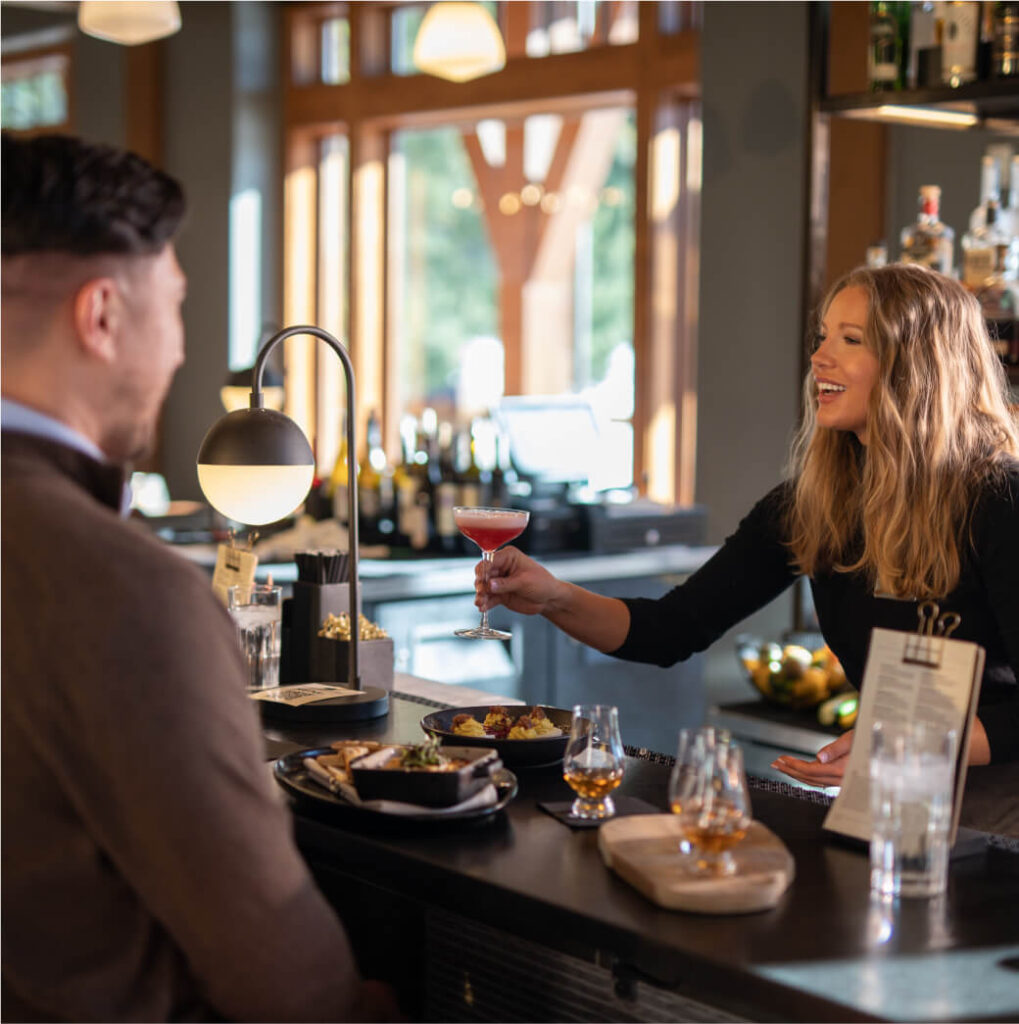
[{"x1": 255, "y1": 685, "x2": 389, "y2": 722}]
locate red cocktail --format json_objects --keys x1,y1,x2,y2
[{"x1": 454, "y1": 506, "x2": 529, "y2": 640}]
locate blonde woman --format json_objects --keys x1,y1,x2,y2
[{"x1": 474, "y1": 264, "x2": 1019, "y2": 828}]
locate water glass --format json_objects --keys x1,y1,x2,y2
[
  {"x1": 227, "y1": 583, "x2": 282, "y2": 690},
  {"x1": 869, "y1": 720, "x2": 957, "y2": 899},
  {"x1": 562, "y1": 704, "x2": 625, "y2": 820}
]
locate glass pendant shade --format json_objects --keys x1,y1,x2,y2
[
  {"x1": 197, "y1": 408, "x2": 314, "y2": 526},
  {"x1": 413, "y1": 2, "x2": 506, "y2": 82},
  {"x1": 78, "y1": 1, "x2": 182, "y2": 45}
]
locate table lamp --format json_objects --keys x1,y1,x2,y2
[{"x1": 198, "y1": 325, "x2": 385, "y2": 718}]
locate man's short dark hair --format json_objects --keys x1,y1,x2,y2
[{"x1": 1, "y1": 133, "x2": 186, "y2": 257}]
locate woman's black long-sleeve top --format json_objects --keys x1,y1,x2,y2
[{"x1": 612, "y1": 465, "x2": 1019, "y2": 764}]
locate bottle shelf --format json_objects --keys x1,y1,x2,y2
[{"x1": 821, "y1": 80, "x2": 1019, "y2": 128}]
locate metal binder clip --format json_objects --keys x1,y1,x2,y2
[
  {"x1": 917, "y1": 601, "x2": 940, "y2": 636},
  {"x1": 916, "y1": 601, "x2": 961, "y2": 639}
]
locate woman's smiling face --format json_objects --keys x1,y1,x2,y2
[{"x1": 811, "y1": 285, "x2": 880, "y2": 444}]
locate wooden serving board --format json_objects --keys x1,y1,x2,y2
[{"x1": 598, "y1": 814, "x2": 795, "y2": 914}]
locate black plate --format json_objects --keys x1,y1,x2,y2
[
  {"x1": 273, "y1": 747, "x2": 518, "y2": 825},
  {"x1": 420, "y1": 705, "x2": 572, "y2": 769}
]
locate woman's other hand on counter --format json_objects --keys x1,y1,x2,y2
[{"x1": 771, "y1": 729, "x2": 854, "y2": 788}]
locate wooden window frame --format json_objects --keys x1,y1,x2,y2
[{"x1": 283, "y1": 1, "x2": 701, "y2": 503}]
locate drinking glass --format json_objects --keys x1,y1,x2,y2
[
  {"x1": 869, "y1": 720, "x2": 956, "y2": 899},
  {"x1": 454, "y1": 505, "x2": 529, "y2": 640},
  {"x1": 227, "y1": 583, "x2": 282, "y2": 690},
  {"x1": 562, "y1": 704, "x2": 625, "y2": 820},
  {"x1": 668, "y1": 728, "x2": 751, "y2": 876}
]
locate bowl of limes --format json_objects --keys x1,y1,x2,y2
[{"x1": 735, "y1": 635, "x2": 857, "y2": 727}]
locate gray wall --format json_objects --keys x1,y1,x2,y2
[{"x1": 696, "y1": 2, "x2": 810, "y2": 684}]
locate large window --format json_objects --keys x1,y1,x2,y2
[{"x1": 283, "y1": 1, "x2": 701, "y2": 502}]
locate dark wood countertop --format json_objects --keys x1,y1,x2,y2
[{"x1": 266, "y1": 694, "x2": 1019, "y2": 1023}]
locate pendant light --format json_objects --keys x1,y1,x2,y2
[
  {"x1": 78, "y1": 1, "x2": 182, "y2": 46},
  {"x1": 413, "y1": 2, "x2": 506, "y2": 83}
]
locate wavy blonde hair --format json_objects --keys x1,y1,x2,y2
[{"x1": 786, "y1": 263, "x2": 1019, "y2": 598}]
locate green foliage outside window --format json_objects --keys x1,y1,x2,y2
[{"x1": 1, "y1": 70, "x2": 67, "y2": 131}]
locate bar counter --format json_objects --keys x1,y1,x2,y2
[{"x1": 264, "y1": 683, "x2": 1019, "y2": 1023}]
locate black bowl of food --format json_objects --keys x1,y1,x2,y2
[
  {"x1": 350, "y1": 740, "x2": 501, "y2": 807},
  {"x1": 420, "y1": 704, "x2": 572, "y2": 769}
]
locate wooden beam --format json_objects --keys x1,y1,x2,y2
[{"x1": 285, "y1": 31, "x2": 699, "y2": 127}]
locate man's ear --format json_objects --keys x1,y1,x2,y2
[{"x1": 72, "y1": 277, "x2": 121, "y2": 364}]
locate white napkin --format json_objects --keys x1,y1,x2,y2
[{"x1": 302, "y1": 757, "x2": 500, "y2": 816}]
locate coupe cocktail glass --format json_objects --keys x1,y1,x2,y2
[{"x1": 454, "y1": 505, "x2": 529, "y2": 640}]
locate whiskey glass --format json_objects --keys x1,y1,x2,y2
[
  {"x1": 668, "y1": 728, "x2": 751, "y2": 876},
  {"x1": 562, "y1": 704, "x2": 625, "y2": 820}
]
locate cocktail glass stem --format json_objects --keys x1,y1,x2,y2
[{"x1": 479, "y1": 549, "x2": 494, "y2": 633}]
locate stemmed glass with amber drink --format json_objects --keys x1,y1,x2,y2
[
  {"x1": 454, "y1": 505, "x2": 530, "y2": 640},
  {"x1": 668, "y1": 728, "x2": 751, "y2": 876},
  {"x1": 563, "y1": 704, "x2": 625, "y2": 820}
]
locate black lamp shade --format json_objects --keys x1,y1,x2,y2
[{"x1": 197, "y1": 408, "x2": 315, "y2": 525}]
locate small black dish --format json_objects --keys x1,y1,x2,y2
[
  {"x1": 351, "y1": 745, "x2": 501, "y2": 807},
  {"x1": 420, "y1": 704, "x2": 572, "y2": 769}
]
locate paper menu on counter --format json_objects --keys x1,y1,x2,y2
[{"x1": 822, "y1": 626, "x2": 984, "y2": 845}]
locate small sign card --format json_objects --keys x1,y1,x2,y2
[
  {"x1": 249, "y1": 683, "x2": 362, "y2": 707},
  {"x1": 211, "y1": 543, "x2": 258, "y2": 604}
]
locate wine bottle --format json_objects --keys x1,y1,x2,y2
[
  {"x1": 900, "y1": 185, "x2": 955, "y2": 275},
  {"x1": 358, "y1": 409, "x2": 394, "y2": 544},
  {"x1": 433, "y1": 420, "x2": 459, "y2": 554},
  {"x1": 326, "y1": 412, "x2": 351, "y2": 526},
  {"x1": 869, "y1": 1, "x2": 903, "y2": 90}
]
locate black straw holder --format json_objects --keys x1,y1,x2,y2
[{"x1": 280, "y1": 581, "x2": 361, "y2": 685}]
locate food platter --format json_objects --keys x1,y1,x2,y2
[
  {"x1": 273, "y1": 747, "x2": 518, "y2": 826},
  {"x1": 420, "y1": 704, "x2": 572, "y2": 769}
]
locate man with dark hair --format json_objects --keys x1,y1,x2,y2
[{"x1": 1, "y1": 133, "x2": 395, "y2": 1022}]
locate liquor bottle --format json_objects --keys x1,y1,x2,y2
[
  {"x1": 993, "y1": 1, "x2": 1019, "y2": 77},
  {"x1": 1002, "y1": 155, "x2": 1019, "y2": 239},
  {"x1": 962, "y1": 199, "x2": 1019, "y2": 361},
  {"x1": 909, "y1": 1, "x2": 942, "y2": 87},
  {"x1": 433, "y1": 420, "x2": 459, "y2": 554},
  {"x1": 900, "y1": 185, "x2": 955, "y2": 275},
  {"x1": 968, "y1": 154, "x2": 1002, "y2": 233},
  {"x1": 456, "y1": 425, "x2": 486, "y2": 511},
  {"x1": 869, "y1": 1, "x2": 904, "y2": 90},
  {"x1": 393, "y1": 415, "x2": 427, "y2": 552},
  {"x1": 941, "y1": 1, "x2": 980, "y2": 86}
]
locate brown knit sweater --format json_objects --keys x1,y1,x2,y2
[{"x1": 1, "y1": 433, "x2": 366, "y2": 1022}]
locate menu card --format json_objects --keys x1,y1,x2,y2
[{"x1": 822, "y1": 626, "x2": 984, "y2": 845}]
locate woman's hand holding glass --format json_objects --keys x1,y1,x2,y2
[{"x1": 668, "y1": 728, "x2": 752, "y2": 876}]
